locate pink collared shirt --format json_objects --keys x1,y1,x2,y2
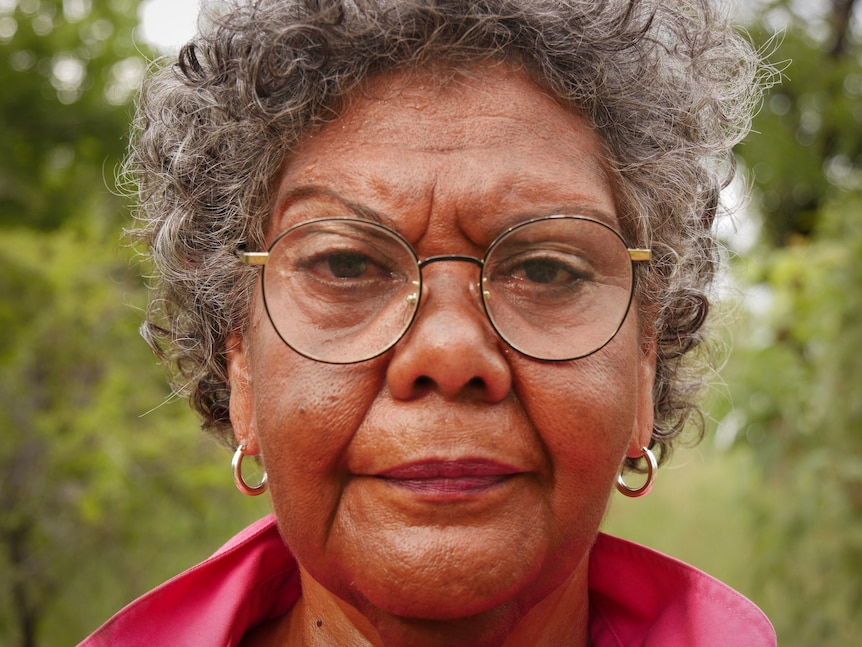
[{"x1": 80, "y1": 515, "x2": 775, "y2": 646}]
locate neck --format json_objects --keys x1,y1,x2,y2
[{"x1": 272, "y1": 559, "x2": 591, "y2": 647}]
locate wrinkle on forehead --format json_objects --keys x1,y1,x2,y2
[
  {"x1": 337, "y1": 64, "x2": 602, "y2": 156},
  {"x1": 272, "y1": 61, "x2": 616, "y2": 249}
]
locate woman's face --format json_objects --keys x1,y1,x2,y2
[{"x1": 229, "y1": 63, "x2": 655, "y2": 629}]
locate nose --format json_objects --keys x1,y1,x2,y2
[{"x1": 385, "y1": 258, "x2": 512, "y2": 402}]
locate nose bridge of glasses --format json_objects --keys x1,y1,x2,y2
[
  {"x1": 418, "y1": 254, "x2": 484, "y2": 270},
  {"x1": 417, "y1": 255, "x2": 484, "y2": 298}
]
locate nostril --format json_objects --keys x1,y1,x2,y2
[
  {"x1": 407, "y1": 374, "x2": 491, "y2": 399},
  {"x1": 468, "y1": 376, "x2": 487, "y2": 390},
  {"x1": 415, "y1": 375, "x2": 434, "y2": 389}
]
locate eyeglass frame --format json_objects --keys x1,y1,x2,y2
[{"x1": 241, "y1": 214, "x2": 652, "y2": 364}]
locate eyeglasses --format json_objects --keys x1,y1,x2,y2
[{"x1": 242, "y1": 215, "x2": 651, "y2": 363}]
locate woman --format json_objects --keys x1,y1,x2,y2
[{"x1": 83, "y1": 0, "x2": 775, "y2": 645}]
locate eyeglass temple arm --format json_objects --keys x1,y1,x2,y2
[
  {"x1": 241, "y1": 251, "x2": 269, "y2": 266},
  {"x1": 628, "y1": 249, "x2": 652, "y2": 262}
]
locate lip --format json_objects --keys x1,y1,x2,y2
[
  {"x1": 378, "y1": 459, "x2": 522, "y2": 479},
  {"x1": 375, "y1": 459, "x2": 523, "y2": 497}
]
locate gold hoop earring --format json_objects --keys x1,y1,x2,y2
[
  {"x1": 615, "y1": 446, "x2": 657, "y2": 498},
  {"x1": 232, "y1": 444, "x2": 268, "y2": 496}
]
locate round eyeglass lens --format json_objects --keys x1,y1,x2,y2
[
  {"x1": 481, "y1": 217, "x2": 636, "y2": 361},
  {"x1": 261, "y1": 219, "x2": 421, "y2": 363}
]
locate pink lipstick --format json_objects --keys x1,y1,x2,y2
[{"x1": 377, "y1": 460, "x2": 520, "y2": 496}]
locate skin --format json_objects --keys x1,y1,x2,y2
[{"x1": 229, "y1": 62, "x2": 656, "y2": 647}]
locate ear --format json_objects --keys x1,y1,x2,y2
[
  {"x1": 627, "y1": 339, "x2": 657, "y2": 458},
  {"x1": 226, "y1": 332, "x2": 260, "y2": 454}
]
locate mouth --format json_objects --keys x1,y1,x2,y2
[{"x1": 376, "y1": 459, "x2": 523, "y2": 497}]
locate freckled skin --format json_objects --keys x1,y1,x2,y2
[{"x1": 229, "y1": 63, "x2": 656, "y2": 647}]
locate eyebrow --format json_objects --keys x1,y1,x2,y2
[
  {"x1": 493, "y1": 203, "x2": 619, "y2": 233},
  {"x1": 273, "y1": 185, "x2": 386, "y2": 224},
  {"x1": 548, "y1": 204, "x2": 618, "y2": 226},
  {"x1": 273, "y1": 186, "x2": 620, "y2": 237}
]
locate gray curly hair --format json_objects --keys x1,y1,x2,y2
[{"x1": 129, "y1": 0, "x2": 771, "y2": 468}]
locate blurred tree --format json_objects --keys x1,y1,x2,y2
[
  {"x1": 713, "y1": 202, "x2": 862, "y2": 645},
  {"x1": 717, "y1": 0, "x2": 862, "y2": 643},
  {"x1": 0, "y1": 0, "x2": 146, "y2": 231},
  {"x1": 741, "y1": 0, "x2": 862, "y2": 245},
  {"x1": 0, "y1": 2, "x2": 270, "y2": 646},
  {"x1": 607, "y1": 2, "x2": 862, "y2": 646},
  {"x1": 0, "y1": 224, "x2": 264, "y2": 645}
]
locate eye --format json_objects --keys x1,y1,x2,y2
[
  {"x1": 321, "y1": 252, "x2": 371, "y2": 279},
  {"x1": 303, "y1": 248, "x2": 397, "y2": 283},
  {"x1": 496, "y1": 251, "x2": 592, "y2": 288},
  {"x1": 516, "y1": 258, "x2": 587, "y2": 285}
]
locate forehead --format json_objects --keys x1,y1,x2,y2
[
  {"x1": 335, "y1": 64, "x2": 598, "y2": 149},
  {"x1": 271, "y1": 62, "x2": 616, "y2": 242}
]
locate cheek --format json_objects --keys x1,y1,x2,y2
[
  {"x1": 255, "y1": 368, "x2": 376, "y2": 460},
  {"x1": 512, "y1": 343, "x2": 641, "y2": 516},
  {"x1": 250, "y1": 315, "x2": 385, "y2": 447},
  {"x1": 250, "y1": 344, "x2": 387, "y2": 546}
]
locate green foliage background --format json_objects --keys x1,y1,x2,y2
[
  {"x1": 0, "y1": 0, "x2": 859, "y2": 645},
  {"x1": 606, "y1": 2, "x2": 862, "y2": 644},
  {"x1": 0, "y1": 2, "x2": 269, "y2": 645}
]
